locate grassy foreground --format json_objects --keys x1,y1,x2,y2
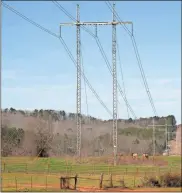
[{"x1": 1, "y1": 156, "x2": 181, "y2": 192}]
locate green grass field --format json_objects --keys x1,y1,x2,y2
[{"x1": 1, "y1": 156, "x2": 181, "y2": 192}]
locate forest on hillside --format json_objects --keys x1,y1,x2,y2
[{"x1": 1, "y1": 108, "x2": 177, "y2": 157}]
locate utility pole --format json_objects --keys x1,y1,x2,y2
[
  {"x1": 165, "y1": 121, "x2": 168, "y2": 152},
  {"x1": 165, "y1": 120, "x2": 169, "y2": 156},
  {"x1": 167, "y1": 124, "x2": 170, "y2": 155},
  {"x1": 152, "y1": 118, "x2": 155, "y2": 157},
  {"x1": 60, "y1": 3, "x2": 132, "y2": 162}
]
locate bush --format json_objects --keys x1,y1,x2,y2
[
  {"x1": 160, "y1": 173, "x2": 182, "y2": 187},
  {"x1": 142, "y1": 173, "x2": 182, "y2": 188},
  {"x1": 142, "y1": 176, "x2": 161, "y2": 187}
]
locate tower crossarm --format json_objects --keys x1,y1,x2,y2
[{"x1": 60, "y1": 21, "x2": 132, "y2": 26}]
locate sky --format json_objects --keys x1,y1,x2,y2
[{"x1": 2, "y1": 1, "x2": 181, "y2": 124}]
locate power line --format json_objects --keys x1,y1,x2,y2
[
  {"x1": 52, "y1": 1, "x2": 95, "y2": 38},
  {"x1": 105, "y1": 1, "x2": 158, "y2": 117},
  {"x1": 105, "y1": 1, "x2": 158, "y2": 157},
  {"x1": 2, "y1": 2, "x2": 112, "y2": 117},
  {"x1": 53, "y1": 0, "x2": 137, "y2": 119},
  {"x1": 2, "y1": 2, "x2": 113, "y2": 159},
  {"x1": 2, "y1": 2, "x2": 59, "y2": 38},
  {"x1": 52, "y1": 0, "x2": 137, "y2": 119},
  {"x1": 116, "y1": 37, "x2": 130, "y2": 119},
  {"x1": 80, "y1": 36, "x2": 89, "y2": 120},
  {"x1": 95, "y1": 37, "x2": 136, "y2": 119},
  {"x1": 131, "y1": 37, "x2": 158, "y2": 116},
  {"x1": 105, "y1": 1, "x2": 132, "y2": 36},
  {"x1": 59, "y1": 37, "x2": 112, "y2": 116}
]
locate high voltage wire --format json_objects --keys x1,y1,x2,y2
[
  {"x1": 59, "y1": 37, "x2": 112, "y2": 116},
  {"x1": 2, "y1": 2, "x2": 60, "y2": 38},
  {"x1": 105, "y1": 1, "x2": 158, "y2": 117},
  {"x1": 52, "y1": 1, "x2": 96, "y2": 38},
  {"x1": 2, "y1": 1, "x2": 155, "y2": 119},
  {"x1": 105, "y1": 1, "x2": 158, "y2": 156},
  {"x1": 52, "y1": 0, "x2": 137, "y2": 119},
  {"x1": 95, "y1": 37, "x2": 137, "y2": 119},
  {"x1": 80, "y1": 34, "x2": 89, "y2": 119},
  {"x1": 1, "y1": 2, "x2": 112, "y2": 156},
  {"x1": 105, "y1": 1, "x2": 132, "y2": 36},
  {"x1": 2, "y1": 2, "x2": 112, "y2": 116},
  {"x1": 116, "y1": 37, "x2": 129, "y2": 119}
]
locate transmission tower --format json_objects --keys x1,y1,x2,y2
[
  {"x1": 60, "y1": 3, "x2": 132, "y2": 162},
  {"x1": 148, "y1": 122, "x2": 173, "y2": 156},
  {"x1": 76, "y1": 5, "x2": 82, "y2": 159},
  {"x1": 112, "y1": 3, "x2": 117, "y2": 166}
]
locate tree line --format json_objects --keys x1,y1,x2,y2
[{"x1": 2, "y1": 108, "x2": 177, "y2": 126}]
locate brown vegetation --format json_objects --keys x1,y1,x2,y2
[
  {"x1": 1, "y1": 108, "x2": 179, "y2": 157},
  {"x1": 142, "y1": 173, "x2": 182, "y2": 188}
]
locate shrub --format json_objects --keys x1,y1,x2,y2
[
  {"x1": 142, "y1": 173, "x2": 182, "y2": 188},
  {"x1": 160, "y1": 173, "x2": 182, "y2": 187},
  {"x1": 142, "y1": 176, "x2": 161, "y2": 187}
]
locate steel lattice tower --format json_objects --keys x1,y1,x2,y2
[
  {"x1": 76, "y1": 4, "x2": 81, "y2": 158},
  {"x1": 60, "y1": 3, "x2": 132, "y2": 163},
  {"x1": 112, "y1": 3, "x2": 118, "y2": 166}
]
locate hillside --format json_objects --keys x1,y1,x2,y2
[{"x1": 1, "y1": 108, "x2": 178, "y2": 157}]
